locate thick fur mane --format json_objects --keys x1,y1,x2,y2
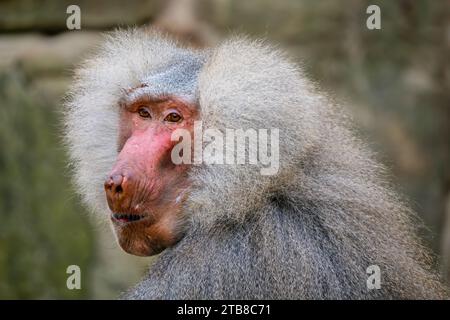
[{"x1": 64, "y1": 28, "x2": 447, "y2": 299}]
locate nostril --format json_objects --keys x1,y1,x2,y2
[
  {"x1": 111, "y1": 174, "x2": 124, "y2": 187},
  {"x1": 105, "y1": 174, "x2": 125, "y2": 195},
  {"x1": 115, "y1": 185, "x2": 123, "y2": 194}
]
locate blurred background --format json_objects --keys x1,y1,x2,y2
[{"x1": 0, "y1": 0, "x2": 448, "y2": 299}]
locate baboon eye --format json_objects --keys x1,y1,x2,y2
[
  {"x1": 138, "y1": 106, "x2": 151, "y2": 119},
  {"x1": 164, "y1": 112, "x2": 182, "y2": 123}
]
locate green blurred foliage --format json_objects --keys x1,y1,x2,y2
[{"x1": 0, "y1": 70, "x2": 95, "y2": 298}]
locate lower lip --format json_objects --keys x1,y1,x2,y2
[{"x1": 111, "y1": 213, "x2": 147, "y2": 225}]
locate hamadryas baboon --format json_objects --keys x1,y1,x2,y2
[{"x1": 64, "y1": 28, "x2": 447, "y2": 299}]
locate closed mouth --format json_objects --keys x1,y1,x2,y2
[{"x1": 112, "y1": 213, "x2": 146, "y2": 224}]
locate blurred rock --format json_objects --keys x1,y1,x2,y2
[
  {"x1": 0, "y1": 0, "x2": 164, "y2": 32},
  {"x1": 0, "y1": 31, "x2": 101, "y2": 76},
  {"x1": 155, "y1": 0, "x2": 219, "y2": 47}
]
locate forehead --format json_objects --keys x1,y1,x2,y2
[{"x1": 121, "y1": 50, "x2": 206, "y2": 107}]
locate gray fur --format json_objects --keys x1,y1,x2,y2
[
  {"x1": 64, "y1": 28, "x2": 447, "y2": 299},
  {"x1": 132, "y1": 50, "x2": 206, "y2": 104}
]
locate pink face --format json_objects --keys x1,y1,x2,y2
[{"x1": 104, "y1": 93, "x2": 198, "y2": 256}]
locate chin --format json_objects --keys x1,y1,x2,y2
[{"x1": 110, "y1": 212, "x2": 183, "y2": 257}]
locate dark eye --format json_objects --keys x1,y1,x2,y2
[
  {"x1": 138, "y1": 106, "x2": 151, "y2": 119},
  {"x1": 164, "y1": 112, "x2": 182, "y2": 123}
]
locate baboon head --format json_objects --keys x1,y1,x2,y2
[{"x1": 65, "y1": 29, "x2": 297, "y2": 257}]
